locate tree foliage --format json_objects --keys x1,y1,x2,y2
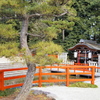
[
  {"x1": 0, "y1": 0, "x2": 74, "y2": 100},
  {"x1": 54, "y1": 0, "x2": 100, "y2": 50}
]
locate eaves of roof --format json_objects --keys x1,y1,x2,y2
[{"x1": 69, "y1": 43, "x2": 100, "y2": 51}]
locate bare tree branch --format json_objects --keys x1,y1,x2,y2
[
  {"x1": 26, "y1": 33, "x2": 41, "y2": 37},
  {"x1": 53, "y1": 10, "x2": 68, "y2": 17},
  {"x1": 29, "y1": 13, "x2": 43, "y2": 18},
  {"x1": 29, "y1": 10, "x2": 68, "y2": 18},
  {"x1": 26, "y1": 33, "x2": 46, "y2": 39},
  {"x1": 30, "y1": 48, "x2": 37, "y2": 52}
]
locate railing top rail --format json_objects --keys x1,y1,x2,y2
[
  {"x1": 67, "y1": 65, "x2": 96, "y2": 68},
  {"x1": 40, "y1": 65, "x2": 96, "y2": 68},
  {"x1": 0, "y1": 67, "x2": 28, "y2": 72},
  {"x1": 0, "y1": 65, "x2": 96, "y2": 72}
]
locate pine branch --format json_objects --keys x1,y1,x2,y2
[
  {"x1": 29, "y1": 10, "x2": 68, "y2": 18},
  {"x1": 29, "y1": 13, "x2": 43, "y2": 18},
  {"x1": 53, "y1": 10, "x2": 68, "y2": 17},
  {"x1": 26, "y1": 33, "x2": 41, "y2": 37},
  {"x1": 30, "y1": 48, "x2": 37, "y2": 52}
]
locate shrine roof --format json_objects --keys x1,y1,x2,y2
[{"x1": 69, "y1": 39, "x2": 100, "y2": 51}]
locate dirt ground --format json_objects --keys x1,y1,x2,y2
[{"x1": 0, "y1": 91, "x2": 53, "y2": 100}]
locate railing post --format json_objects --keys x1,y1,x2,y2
[
  {"x1": 74, "y1": 67, "x2": 76, "y2": 73},
  {"x1": 91, "y1": 66, "x2": 95, "y2": 85},
  {"x1": 0, "y1": 71, "x2": 4, "y2": 91},
  {"x1": 66, "y1": 67, "x2": 69, "y2": 86},
  {"x1": 38, "y1": 67, "x2": 42, "y2": 87}
]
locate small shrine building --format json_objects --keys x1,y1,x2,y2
[{"x1": 68, "y1": 39, "x2": 100, "y2": 66}]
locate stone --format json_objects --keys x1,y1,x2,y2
[
  {"x1": 46, "y1": 93, "x2": 57, "y2": 100},
  {"x1": 33, "y1": 90, "x2": 43, "y2": 95}
]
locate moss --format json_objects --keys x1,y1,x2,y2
[{"x1": 69, "y1": 82, "x2": 98, "y2": 88}]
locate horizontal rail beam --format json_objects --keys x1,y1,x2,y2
[
  {"x1": 4, "y1": 75, "x2": 26, "y2": 80},
  {"x1": 69, "y1": 72, "x2": 92, "y2": 75},
  {"x1": 4, "y1": 83, "x2": 23, "y2": 90},
  {"x1": 69, "y1": 79, "x2": 92, "y2": 82},
  {"x1": 41, "y1": 79, "x2": 66, "y2": 83}
]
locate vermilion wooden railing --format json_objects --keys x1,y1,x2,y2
[{"x1": 0, "y1": 65, "x2": 96, "y2": 91}]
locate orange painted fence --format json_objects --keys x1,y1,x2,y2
[{"x1": 0, "y1": 65, "x2": 96, "y2": 91}]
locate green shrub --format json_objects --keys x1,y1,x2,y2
[
  {"x1": 69, "y1": 82, "x2": 98, "y2": 88},
  {"x1": 0, "y1": 88, "x2": 16, "y2": 97}
]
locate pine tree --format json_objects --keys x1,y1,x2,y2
[
  {"x1": 0, "y1": 0, "x2": 74, "y2": 100},
  {"x1": 72, "y1": 0, "x2": 100, "y2": 42}
]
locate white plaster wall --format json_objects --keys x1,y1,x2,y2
[
  {"x1": 0, "y1": 57, "x2": 24, "y2": 63},
  {"x1": 0, "y1": 57, "x2": 11, "y2": 63}
]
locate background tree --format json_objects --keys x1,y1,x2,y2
[
  {"x1": 72, "y1": 0, "x2": 100, "y2": 41},
  {"x1": 0, "y1": 0, "x2": 75, "y2": 100},
  {"x1": 54, "y1": 0, "x2": 100, "y2": 51}
]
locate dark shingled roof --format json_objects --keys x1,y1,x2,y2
[{"x1": 69, "y1": 39, "x2": 100, "y2": 51}]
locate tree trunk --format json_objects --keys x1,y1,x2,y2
[
  {"x1": 14, "y1": 15, "x2": 36, "y2": 100},
  {"x1": 14, "y1": 63, "x2": 36, "y2": 100},
  {"x1": 62, "y1": 29, "x2": 65, "y2": 41},
  {"x1": 20, "y1": 15, "x2": 31, "y2": 55}
]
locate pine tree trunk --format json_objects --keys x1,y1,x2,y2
[
  {"x1": 20, "y1": 15, "x2": 31, "y2": 55},
  {"x1": 14, "y1": 63, "x2": 36, "y2": 100},
  {"x1": 14, "y1": 15, "x2": 36, "y2": 100}
]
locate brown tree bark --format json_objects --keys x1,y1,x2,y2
[
  {"x1": 14, "y1": 15, "x2": 36, "y2": 100},
  {"x1": 14, "y1": 63, "x2": 36, "y2": 100}
]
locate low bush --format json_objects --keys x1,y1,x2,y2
[
  {"x1": 69, "y1": 82, "x2": 98, "y2": 88},
  {"x1": 0, "y1": 88, "x2": 16, "y2": 97}
]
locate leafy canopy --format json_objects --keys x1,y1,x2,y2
[{"x1": 0, "y1": 0, "x2": 75, "y2": 65}]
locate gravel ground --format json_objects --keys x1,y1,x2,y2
[{"x1": 31, "y1": 78, "x2": 100, "y2": 100}]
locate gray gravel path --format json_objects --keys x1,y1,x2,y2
[{"x1": 31, "y1": 78, "x2": 100, "y2": 100}]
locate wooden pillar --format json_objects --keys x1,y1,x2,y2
[
  {"x1": 91, "y1": 66, "x2": 95, "y2": 85},
  {"x1": 0, "y1": 71, "x2": 4, "y2": 91},
  {"x1": 66, "y1": 67, "x2": 69, "y2": 86},
  {"x1": 77, "y1": 51, "x2": 80, "y2": 63},
  {"x1": 38, "y1": 67, "x2": 42, "y2": 87},
  {"x1": 84, "y1": 50, "x2": 87, "y2": 64}
]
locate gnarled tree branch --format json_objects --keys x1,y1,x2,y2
[
  {"x1": 26, "y1": 33, "x2": 41, "y2": 37},
  {"x1": 29, "y1": 10, "x2": 68, "y2": 18},
  {"x1": 53, "y1": 10, "x2": 68, "y2": 17},
  {"x1": 29, "y1": 13, "x2": 43, "y2": 18}
]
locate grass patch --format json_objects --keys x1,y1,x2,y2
[
  {"x1": 5, "y1": 78, "x2": 25, "y2": 86},
  {"x1": 0, "y1": 88, "x2": 16, "y2": 97},
  {"x1": 69, "y1": 82, "x2": 98, "y2": 88}
]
